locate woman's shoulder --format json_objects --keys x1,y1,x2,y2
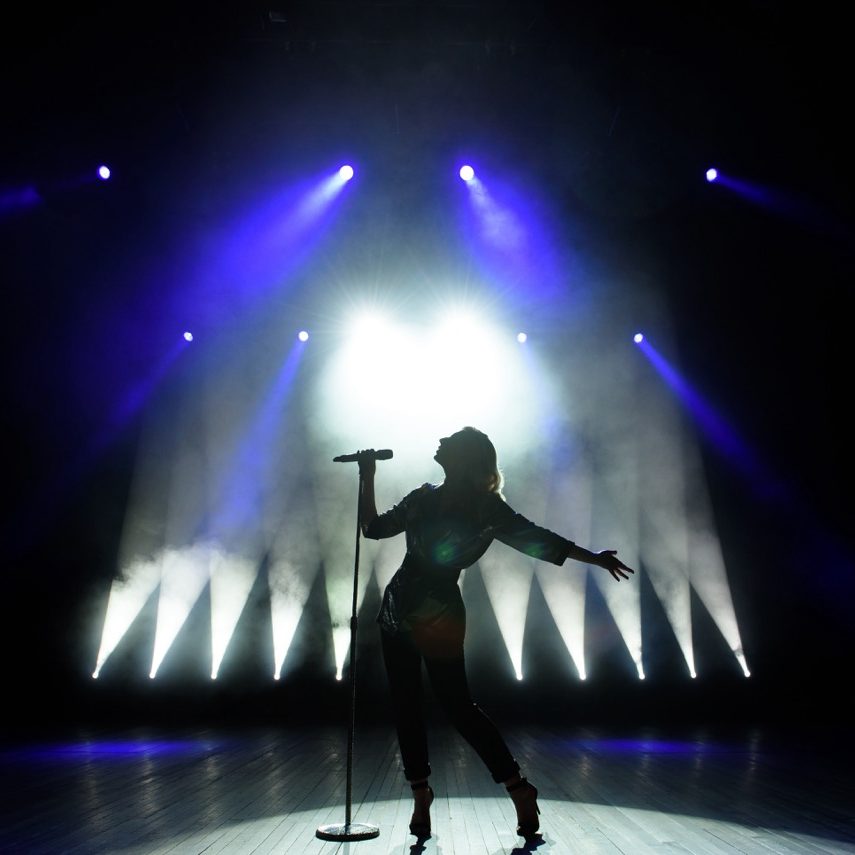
[
  {"x1": 476, "y1": 489, "x2": 507, "y2": 508},
  {"x1": 402, "y1": 483, "x2": 438, "y2": 503},
  {"x1": 475, "y1": 490, "x2": 513, "y2": 521}
]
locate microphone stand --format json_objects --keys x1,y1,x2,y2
[{"x1": 316, "y1": 465, "x2": 380, "y2": 842}]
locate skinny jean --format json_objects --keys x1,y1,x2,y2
[{"x1": 380, "y1": 618, "x2": 520, "y2": 784}]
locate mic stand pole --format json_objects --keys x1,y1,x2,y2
[{"x1": 316, "y1": 466, "x2": 380, "y2": 842}]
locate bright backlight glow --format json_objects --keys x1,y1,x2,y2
[{"x1": 316, "y1": 305, "x2": 541, "y2": 460}]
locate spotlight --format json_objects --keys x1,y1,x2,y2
[
  {"x1": 459, "y1": 164, "x2": 475, "y2": 182},
  {"x1": 183, "y1": 331, "x2": 194, "y2": 342},
  {"x1": 339, "y1": 164, "x2": 354, "y2": 181},
  {"x1": 705, "y1": 168, "x2": 718, "y2": 183},
  {"x1": 211, "y1": 671, "x2": 217, "y2": 680},
  {"x1": 274, "y1": 672, "x2": 280, "y2": 681},
  {"x1": 634, "y1": 332, "x2": 644, "y2": 344},
  {"x1": 92, "y1": 670, "x2": 99, "y2": 679},
  {"x1": 515, "y1": 668, "x2": 523, "y2": 681},
  {"x1": 517, "y1": 332, "x2": 527, "y2": 343},
  {"x1": 298, "y1": 330, "x2": 309, "y2": 342},
  {"x1": 98, "y1": 165, "x2": 111, "y2": 180}
]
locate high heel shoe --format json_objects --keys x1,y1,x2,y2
[
  {"x1": 506, "y1": 776, "x2": 541, "y2": 838},
  {"x1": 409, "y1": 780, "x2": 434, "y2": 837}
]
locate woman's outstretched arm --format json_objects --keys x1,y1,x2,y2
[{"x1": 486, "y1": 495, "x2": 635, "y2": 582}]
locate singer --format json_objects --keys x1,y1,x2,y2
[{"x1": 359, "y1": 426, "x2": 634, "y2": 839}]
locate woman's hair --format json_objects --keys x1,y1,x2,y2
[{"x1": 444, "y1": 426, "x2": 504, "y2": 497}]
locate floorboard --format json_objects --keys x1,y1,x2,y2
[{"x1": 1, "y1": 722, "x2": 853, "y2": 854}]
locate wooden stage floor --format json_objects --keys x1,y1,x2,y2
[{"x1": 2, "y1": 721, "x2": 853, "y2": 854}]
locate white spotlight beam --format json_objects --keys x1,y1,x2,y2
[
  {"x1": 591, "y1": 556, "x2": 645, "y2": 676},
  {"x1": 479, "y1": 550, "x2": 533, "y2": 680},
  {"x1": 533, "y1": 445, "x2": 593, "y2": 679},
  {"x1": 311, "y1": 455, "x2": 374, "y2": 679},
  {"x1": 268, "y1": 560, "x2": 311, "y2": 680},
  {"x1": 332, "y1": 626, "x2": 352, "y2": 682},
  {"x1": 93, "y1": 557, "x2": 161, "y2": 677},
  {"x1": 640, "y1": 466, "x2": 695, "y2": 677},
  {"x1": 537, "y1": 562, "x2": 587, "y2": 679},
  {"x1": 150, "y1": 544, "x2": 212, "y2": 678},
  {"x1": 265, "y1": 496, "x2": 323, "y2": 679},
  {"x1": 686, "y1": 448, "x2": 749, "y2": 676},
  {"x1": 209, "y1": 551, "x2": 259, "y2": 679},
  {"x1": 263, "y1": 485, "x2": 323, "y2": 679},
  {"x1": 588, "y1": 424, "x2": 643, "y2": 679}
]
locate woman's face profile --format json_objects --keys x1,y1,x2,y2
[{"x1": 434, "y1": 431, "x2": 467, "y2": 470}]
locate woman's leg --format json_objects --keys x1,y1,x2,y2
[
  {"x1": 422, "y1": 654, "x2": 520, "y2": 782},
  {"x1": 380, "y1": 628, "x2": 431, "y2": 782},
  {"x1": 412, "y1": 617, "x2": 520, "y2": 784}
]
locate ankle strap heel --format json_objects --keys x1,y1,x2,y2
[
  {"x1": 506, "y1": 777, "x2": 540, "y2": 838},
  {"x1": 408, "y1": 781, "x2": 434, "y2": 837}
]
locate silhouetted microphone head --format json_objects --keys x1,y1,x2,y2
[{"x1": 373, "y1": 449, "x2": 393, "y2": 460}]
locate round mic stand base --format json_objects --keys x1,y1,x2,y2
[{"x1": 316, "y1": 822, "x2": 380, "y2": 841}]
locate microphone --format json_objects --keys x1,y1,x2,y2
[{"x1": 333, "y1": 449, "x2": 394, "y2": 463}]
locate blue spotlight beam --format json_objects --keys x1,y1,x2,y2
[
  {"x1": 1, "y1": 185, "x2": 41, "y2": 218},
  {"x1": 637, "y1": 335, "x2": 853, "y2": 628},
  {"x1": 457, "y1": 167, "x2": 567, "y2": 307},
  {"x1": 207, "y1": 339, "x2": 307, "y2": 541},
  {"x1": 637, "y1": 337, "x2": 786, "y2": 501},
  {"x1": 4, "y1": 337, "x2": 188, "y2": 563},
  {"x1": 182, "y1": 166, "x2": 355, "y2": 333},
  {"x1": 711, "y1": 172, "x2": 851, "y2": 242}
]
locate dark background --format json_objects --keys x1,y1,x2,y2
[{"x1": 2, "y1": 2, "x2": 852, "y2": 732}]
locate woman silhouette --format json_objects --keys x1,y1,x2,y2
[{"x1": 359, "y1": 426, "x2": 633, "y2": 839}]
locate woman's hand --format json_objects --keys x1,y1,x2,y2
[
  {"x1": 566, "y1": 543, "x2": 635, "y2": 581},
  {"x1": 595, "y1": 550, "x2": 635, "y2": 581},
  {"x1": 357, "y1": 450, "x2": 377, "y2": 478}
]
